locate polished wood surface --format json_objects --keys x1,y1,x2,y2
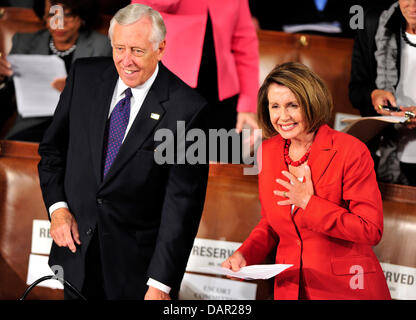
[
  {"x1": 374, "y1": 183, "x2": 416, "y2": 269},
  {"x1": 0, "y1": 141, "x2": 416, "y2": 299},
  {"x1": 0, "y1": 9, "x2": 414, "y2": 299},
  {"x1": 0, "y1": 140, "x2": 63, "y2": 300},
  {"x1": 0, "y1": 7, "x2": 44, "y2": 55}
]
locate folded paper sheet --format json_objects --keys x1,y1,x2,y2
[{"x1": 199, "y1": 264, "x2": 293, "y2": 280}]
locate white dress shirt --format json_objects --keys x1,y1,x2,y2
[{"x1": 48, "y1": 64, "x2": 171, "y2": 294}]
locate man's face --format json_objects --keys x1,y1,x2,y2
[{"x1": 112, "y1": 18, "x2": 165, "y2": 87}]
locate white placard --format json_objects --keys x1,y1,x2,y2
[
  {"x1": 380, "y1": 262, "x2": 416, "y2": 300},
  {"x1": 26, "y1": 254, "x2": 63, "y2": 289},
  {"x1": 179, "y1": 273, "x2": 257, "y2": 300},
  {"x1": 186, "y1": 238, "x2": 242, "y2": 274},
  {"x1": 31, "y1": 219, "x2": 53, "y2": 255}
]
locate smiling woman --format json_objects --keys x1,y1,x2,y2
[{"x1": 222, "y1": 62, "x2": 391, "y2": 300}]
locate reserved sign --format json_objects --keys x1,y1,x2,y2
[
  {"x1": 380, "y1": 262, "x2": 416, "y2": 300},
  {"x1": 179, "y1": 273, "x2": 257, "y2": 300},
  {"x1": 186, "y1": 238, "x2": 242, "y2": 275},
  {"x1": 31, "y1": 219, "x2": 53, "y2": 255}
]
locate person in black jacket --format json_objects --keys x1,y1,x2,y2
[{"x1": 349, "y1": 1, "x2": 416, "y2": 186}]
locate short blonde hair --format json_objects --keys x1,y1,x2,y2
[{"x1": 257, "y1": 62, "x2": 333, "y2": 138}]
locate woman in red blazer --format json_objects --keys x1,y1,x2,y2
[{"x1": 222, "y1": 62, "x2": 391, "y2": 300}]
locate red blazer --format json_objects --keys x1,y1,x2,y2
[
  {"x1": 132, "y1": 0, "x2": 259, "y2": 113},
  {"x1": 238, "y1": 125, "x2": 391, "y2": 300}
]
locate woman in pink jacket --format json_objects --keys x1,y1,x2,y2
[{"x1": 131, "y1": 0, "x2": 260, "y2": 143}]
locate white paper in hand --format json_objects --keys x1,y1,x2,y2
[
  {"x1": 199, "y1": 264, "x2": 293, "y2": 280},
  {"x1": 8, "y1": 54, "x2": 67, "y2": 117}
]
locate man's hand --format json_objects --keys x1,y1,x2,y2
[
  {"x1": 371, "y1": 89, "x2": 397, "y2": 115},
  {"x1": 50, "y1": 207, "x2": 81, "y2": 253},
  {"x1": 144, "y1": 286, "x2": 171, "y2": 300}
]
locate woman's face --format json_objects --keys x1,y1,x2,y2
[
  {"x1": 267, "y1": 83, "x2": 308, "y2": 141},
  {"x1": 400, "y1": 0, "x2": 416, "y2": 31},
  {"x1": 44, "y1": 1, "x2": 81, "y2": 45}
]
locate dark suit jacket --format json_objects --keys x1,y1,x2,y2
[
  {"x1": 3, "y1": 29, "x2": 112, "y2": 141},
  {"x1": 38, "y1": 57, "x2": 209, "y2": 299}
]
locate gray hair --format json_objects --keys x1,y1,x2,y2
[{"x1": 108, "y1": 4, "x2": 166, "y2": 50}]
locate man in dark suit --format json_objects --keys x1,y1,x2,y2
[{"x1": 38, "y1": 4, "x2": 209, "y2": 300}]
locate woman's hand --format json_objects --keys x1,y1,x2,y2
[
  {"x1": 371, "y1": 89, "x2": 398, "y2": 115},
  {"x1": 274, "y1": 165, "x2": 314, "y2": 210},
  {"x1": 222, "y1": 251, "x2": 247, "y2": 276},
  {"x1": 51, "y1": 77, "x2": 66, "y2": 92}
]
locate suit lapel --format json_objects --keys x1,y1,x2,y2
[
  {"x1": 307, "y1": 125, "x2": 337, "y2": 186},
  {"x1": 89, "y1": 62, "x2": 118, "y2": 185},
  {"x1": 100, "y1": 63, "x2": 169, "y2": 187},
  {"x1": 268, "y1": 136, "x2": 293, "y2": 221}
]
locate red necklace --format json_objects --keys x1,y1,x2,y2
[{"x1": 284, "y1": 139, "x2": 312, "y2": 167}]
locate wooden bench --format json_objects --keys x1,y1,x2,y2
[
  {"x1": 0, "y1": 140, "x2": 272, "y2": 299},
  {"x1": 1, "y1": 140, "x2": 416, "y2": 299},
  {"x1": 0, "y1": 140, "x2": 62, "y2": 299},
  {"x1": 0, "y1": 8, "x2": 414, "y2": 300}
]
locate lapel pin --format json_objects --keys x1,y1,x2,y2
[{"x1": 150, "y1": 113, "x2": 160, "y2": 120}]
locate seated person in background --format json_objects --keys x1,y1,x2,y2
[
  {"x1": 349, "y1": 0, "x2": 416, "y2": 186},
  {"x1": 0, "y1": 0, "x2": 112, "y2": 142},
  {"x1": 222, "y1": 62, "x2": 390, "y2": 300}
]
